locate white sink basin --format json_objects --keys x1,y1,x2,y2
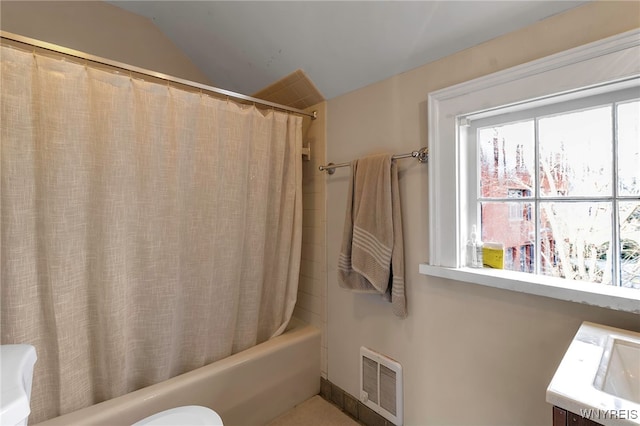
[
  {"x1": 595, "y1": 337, "x2": 640, "y2": 404},
  {"x1": 547, "y1": 322, "x2": 640, "y2": 426}
]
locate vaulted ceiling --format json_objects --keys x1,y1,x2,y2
[{"x1": 110, "y1": 1, "x2": 588, "y2": 101}]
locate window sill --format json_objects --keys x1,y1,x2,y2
[{"x1": 418, "y1": 264, "x2": 640, "y2": 314}]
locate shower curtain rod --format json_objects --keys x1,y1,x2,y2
[
  {"x1": 0, "y1": 31, "x2": 317, "y2": 120},
  {"x1": 319, "y1": 147, "x2": 428, "y2": 174}
]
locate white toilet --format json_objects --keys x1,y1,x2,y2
[
  {"x1": 0, "y1": 345, "x2": 37, "y2": 426},
  {"x1": 0, "y1": 345, "x2": 223, "y2": 426}
]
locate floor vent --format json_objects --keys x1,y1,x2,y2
[{"x1": 360, "y1": 346, "x2": 403, "y2": 425}]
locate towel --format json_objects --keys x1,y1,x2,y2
[{"x1": 338, "y1": 153, "x2": 407, "y2": 318}]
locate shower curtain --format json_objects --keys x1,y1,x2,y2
[{"x1": 1, "y1": 45, "x2": 302, "y2": 423}]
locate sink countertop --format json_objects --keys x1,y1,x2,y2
[{"x1": 547, "y1": 322, "x2": 640, "y2": 426}]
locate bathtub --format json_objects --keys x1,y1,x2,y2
[{"x1": 35, "y1": 318, "x2": 321, "y2": 426}]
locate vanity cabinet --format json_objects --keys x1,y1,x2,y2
[{"x1": 553, "y1": 406, "x2": 603, "y2": 426}]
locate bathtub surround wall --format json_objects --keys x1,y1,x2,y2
[
  {"x1": 296, "y1": 102, "x2": 329, "y2": 377},
  {"x1": 325, "y1": 2, "x2": 640, "y2": 425},
  {"x1": 253, "y1": 70, "x2": 325, "y2": 111}
]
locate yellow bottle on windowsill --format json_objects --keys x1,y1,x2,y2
[{"x1": 483, "y1": 242, "x2": 504, "y2": 269}]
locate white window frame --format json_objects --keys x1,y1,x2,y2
[{"x1": 419, "y1": 29, "x2": 640, "y2": 313}]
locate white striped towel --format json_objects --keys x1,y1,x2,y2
[{"x1": 338, "y1": 153, "x2": 407, "y2": 318}]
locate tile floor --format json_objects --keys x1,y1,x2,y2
[{"x1": 267, "y1": 395, "x2": 360, "y2": 426}]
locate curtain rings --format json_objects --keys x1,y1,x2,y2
[{"x1": 32, "y1": 47, "x2": 39, "y2": 68}]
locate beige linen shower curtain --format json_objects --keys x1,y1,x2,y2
[{"x1": 1, "y1": 45, "x2": 302, "y2": 423}]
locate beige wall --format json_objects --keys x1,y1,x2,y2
[
  {"x1": 325, "y1": 2, "x2": 640, "y2": 425},
  {"x1": 0, "y1": 1, "x2": 211, "y2": 85},
  {"x1": 296, "y1": 102, "x2": 328, "y2": 377}
]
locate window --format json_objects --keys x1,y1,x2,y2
[
  {"x1": 506, "y1": 189, "x2": 532, "y2": 222},
  {"x1": 420, "y1": 29, "x2": 640, "y2": 313},
  {"x1": 467, "y1": 87, "x2": 639, "y2": 288}
]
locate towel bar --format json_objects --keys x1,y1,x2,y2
[{"x1": 319, "y1": 147, "x2": 428, "y2": 174}]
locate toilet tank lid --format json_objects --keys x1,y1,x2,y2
[{"x1": 0, "y1": 345, "x2": 37, "y2": 425}]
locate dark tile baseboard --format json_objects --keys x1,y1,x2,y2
[{"x1": 320, "y1": 377, "x2": 396, "y2": 426}]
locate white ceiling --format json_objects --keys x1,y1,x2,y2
[{"x1": 109, "y1": 1, "x2": 588, "y2": 100}]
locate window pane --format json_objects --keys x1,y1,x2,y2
[
  {"x1": 620, "y1": 201, "x2": 640, "y2": 289},
  {"x1": 617, "y1": 100, "x2": 640, "y2": 196},
  {"x1": 539, "y1": 106, "x2": 612, "y2": 197},
  {"x1": 539, "y1": 202, "x2": 612, "y2": 284},
  {"x1": 478, "y1": 121, "x2": 534, "y2": 198},
  {"x1": 481, "y1": 201, "x2": 535, "y2": 273}
]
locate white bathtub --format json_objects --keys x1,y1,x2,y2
[{"x1": 35, "y1": 318, "x2": 321, "y2": 426}]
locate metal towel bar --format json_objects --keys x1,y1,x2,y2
[{"x1": 319, "y1": 147, "x2": 428, "y2": 174}]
